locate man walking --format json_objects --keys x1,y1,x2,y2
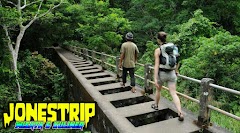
[{"x1": 118, "y1": 32, "x2": 139, "y2": 93}]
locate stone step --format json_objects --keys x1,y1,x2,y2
[
  {"x1": 79, "y1": 68, "x2": 103, "y2": 74},
  {"x1": 68, "y1": 58, "x2": 84, "y2": 61},
  {"x1": 103, "y1": 91, "x2": 142, "y2": 101},
  {"x1": 72, "y1": 61, "x2": 91, "y2": 65},
  {"x1": 118, "y1": 101, "x2": 168, "y2": 117},
  {"x1": 133, "y1": 117, "x2": 199, "y2": 133},
  {"x1": 76, "y1": 65, "x2": 99, "y2": 71},
  {"x1": 74, "y1": 63, "x2": 93, "y2": 68},
  {"x1": 89, "y1": 77, "x2": 116, "y2": 83},
  {"x1": 84, "y1": 72, "x2": 111, "y2": 78},
  {"x1": 95, "y1": 82, "x2": 125, "y2": 91}
]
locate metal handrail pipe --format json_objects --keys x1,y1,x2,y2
[
  {"x1": 93, "y1": 58, "x2": 102, "y2": 62},
  {"x1": 177, "y1": 92, "x2": 200, "y2": 103},
  {"x1": 178, "y1": 74, "x2": 201, "y2": 83},
  {"x1": 208, "y1": 105, "x2": 240, "y2": 121},
  {"x1": 76, "y1": 47, "x2": 240, "y2": 97},
  {"x1": 77, "y1": 51, "x2": 83, "y2": 54},
  {"x1": 149, "y1": 66, "x2": 154, "y2": 70},
  {"x1": 102, "y1": 53, "x2": 116, "y2": 58},
  {"x1": 209, "y1": 83, "x2": 240, "y2": 96},
  {"x1": 105, "y1": 62, "x2": 115, "y2": 68},
  {"x1": 136, "y1": 62, "x2": 144, "y2": 67},
  {"x1": 149, "y1": 80, "x2": 199, "y2": 103},
  {"x1": 86, "y1": 49, "x2": 92, "y2": 52},
  {"x1": 86, "y1": 54, "x2": 92, "y2": 58},
  {"x1": 92, "y1": 51, "x2": 102, "y2": 55},
  {"x1": 149, "y1": 79, "x2": 239, "y2": 120},
  {"x1": 148, "y1": 67, "x2": 201, "y2": 84},
  {"x1": 135, "y1": 74, "x2": 144, "y2": 80},
  {"x1": 91, "y1": 57, "x2": 96, "y2": 60}
]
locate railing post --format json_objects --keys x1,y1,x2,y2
[
  {"x1": 83, "y1": 48, "x2": 87, "y2": 60},
  {"x1": 197, "y1": 78, "x2": 214, "y2": 128},
  {"x1": 101, "y1": 52, "x2": 106, "y2": 69},
  {"x1": 73, "y1": 46, "x2": 77, "y2": 56},
  {"x1": 74, "y1": 46, "x2": 77, "y2": 56},
  {"x1": 86, "y1": 49, "x2": 89, "y2": 60},
  {"x1": 75, "y1": 47, "x2": 78, "y2": 57},
  {"x1": 77, "y1": 47, "x2": 82, "y2": 57},
  {"x1": 76, "y1": 46, "x2": 79, "y2": 57},
  {"x1": 68, "y1": 46, "x2": 71, "y2": 52},
  {"x1": 72, "y1": 46, "x2": 76, "y2": 55},
  {"x1": 144, "y1": 64, "x2": 153, "y2": 95},
  {"x1": 65, "y1": 45, "x2": 68, "y2": 50},
  {"x1": 81, "y1": 48, "x2": 84, "y2": 59},
  {"x1": 116, "y1": 56, "x2": 120, "y2": 79},
  {"x1": 92, "y1": 50, "x2": 96, "y2": 64},
  {"x1": 80, "y1": 48, "x2": 83, "y2": 57}
]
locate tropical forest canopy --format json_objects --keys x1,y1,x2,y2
[{"x1": 0, "y1": 0, "x2": 239, "y2": 132}]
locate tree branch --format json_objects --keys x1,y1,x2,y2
[
  {"x1": 6, "y1": 0, "x2": 17, "y2": 7},
  {"x1": 20, "y1": 0, "x2": 27, "y2": 9},
  {"x1": 20, "y1": 0, "x2": 42, "y2": 10},
  {"x1": 15, "y1": 0, "x2": 63, "y2": 55},
  {"x1": 17, "y1": 0, "x2": 21, "y2": 10},
  {"x1": 3, "y1": 25, "x2": 14, "y2": 54},
  {"x1": 38, "y1": 0, "x2": 63, "y2": 18},
  {"x1": 25, "y1": 0, "x2": 63, "y2": 29},
  {"x1": 24, "y1": 0, "x2": 44, "y2": 29},
  {"x1": 15, "y1": 25, "x2": 25, "y2": 59}
]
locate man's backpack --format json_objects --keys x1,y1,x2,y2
[{"x1": 159, "y1": 43, "x2": 178, "y2": 70}]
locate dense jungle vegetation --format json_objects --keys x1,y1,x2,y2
[{"x1": 0, "y1": 0, "x2": 239, "y2": 132}]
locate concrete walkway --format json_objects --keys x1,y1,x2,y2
[{"x1": 54, "y1": 47, "x2": 230, "y2": 133}]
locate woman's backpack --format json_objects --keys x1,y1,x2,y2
[{"x1": 159, "y1": 43, "x2": 178, "y2": 70}]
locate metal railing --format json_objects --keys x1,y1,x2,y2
[{"x1": 65, "y1": 45, "x2": 240, "y2": 127}]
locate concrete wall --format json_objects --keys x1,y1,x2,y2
[{"x1": 42, "y1": 47, "x2": 119, "y2": 133}]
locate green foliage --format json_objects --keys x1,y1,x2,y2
[
  {"x1": 180, "y1": 31, "x2": 240, "y2": 87},
  {"x1": 0, "y1": 47, "x2": 17, "y2": 112},
  {"x1": 0, "y1": 50, "x2": 67, "y2": 132},
  {"x1": 211, "y1": 111, "x2": 240, "y2": 133},
  {"x1": 0, "y1": 6, "x2": 19, "y2": 27},
  {"x1": 179, "y1": 0, "x2": 240, "y2": 34},
  {"x1": 138, "y1": 41, "x2": 158, "y2": 64},
  {"x1": 109, "y1": 0, "x2": 131, "y2": 11},
  {"x1": 73, "y1": 0, "x2": 131, "y2": 54},
  {"x1": 62, "y1": 40, "x2": 85, "y2": 48},
  {"x1": 125, "y1": 0, "x2": 164, "y2": 48},
  {"x1": 169, "y1": 11, "x2": 240, "y2": 132},
  {"x1": 180, "y1": 31, "x2": 240, "y2": 129},
  {"x1": 170, "y1": 9, "x2": 219, "y2": 59},
  {"x1": 0, "y1": 84, "x2": 17, "y2": 111},
  {"x1": 18, "y1": 50, "x2": 66, "y2": 101}
]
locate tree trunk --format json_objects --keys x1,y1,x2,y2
[
  {"x1": 12, "y1": 27, "x2": 26, "y2": 101},
  {"x1": 13, "y1": 58, "x2": 22, "y2": 101},
  {"x1": 11, "y1": 47, "x2": 22, "y2": 101},
  {"x1": 4, "y1": 25, "x2": 23, "y2": 101}
]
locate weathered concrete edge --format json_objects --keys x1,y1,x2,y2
[{"x1": 54, "y1": 47, "x2": 135, "y2": 133}]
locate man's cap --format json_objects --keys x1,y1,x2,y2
[{"x1": 125, "y1": 32, "x2": 133, "y2": 40}]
